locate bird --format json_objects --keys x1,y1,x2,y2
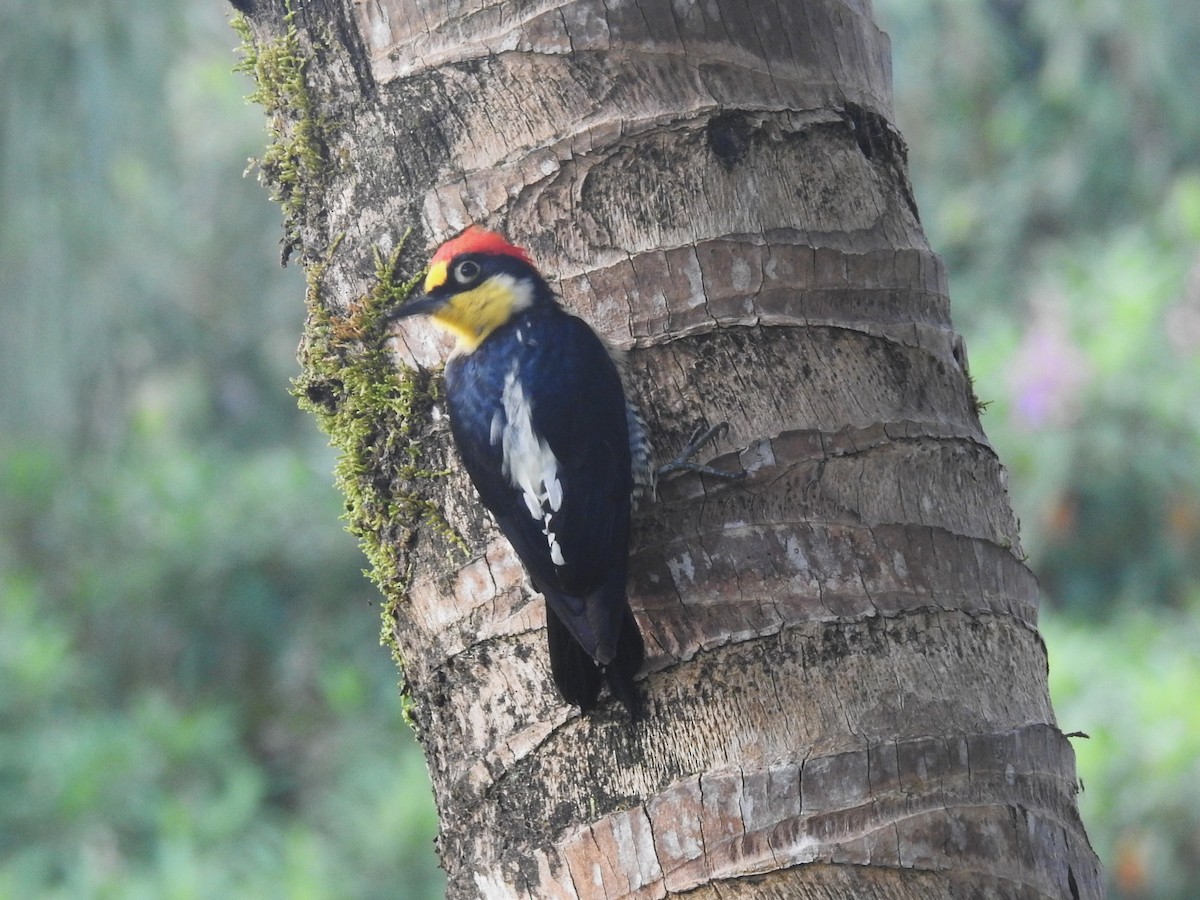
[{"x1": 389, "y1": 226, "x2": 651, "y2": 716}]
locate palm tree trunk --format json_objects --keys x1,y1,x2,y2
[{"x1": 236, "y1": 0, "x2": 1101, "y2": 896}]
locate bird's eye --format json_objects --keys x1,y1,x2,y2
[{"x1": 453, "y1": 259, "x2": 481, "y2": 284}]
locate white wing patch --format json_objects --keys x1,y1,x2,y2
[{"x1": 500, "y1": 365, "x2": 566, "y2": 567}]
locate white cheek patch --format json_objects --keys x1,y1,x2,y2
[{"x1": 500, "y1": 365, "x2": 566, "y2": 567}]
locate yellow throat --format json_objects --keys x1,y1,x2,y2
[{"x1": 423, "y1": 267, "x2": 534, "y2": 353}]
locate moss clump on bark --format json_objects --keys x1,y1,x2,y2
[
  {"x1": 293, "y1": 239, "x2": 464, "y2": 721},
  {"x1": 232, "y1": 3, "x2": 334, "y2": 262},
  {"x1": 233, "y1": 9, "x2": 459, "y2": 723}
]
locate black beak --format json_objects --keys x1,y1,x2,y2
[{"x1": 386, "y1": 293, "x2": 446, "y2": 321}]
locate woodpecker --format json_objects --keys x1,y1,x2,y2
[{"x1": 390, "y1": 226, "x2": 651, "y2": 716}]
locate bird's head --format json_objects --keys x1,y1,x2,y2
[{"x1": 390, "y1": 226, "x2": 546, "y2": 353}]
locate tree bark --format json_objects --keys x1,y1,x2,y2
[{"x1": 236, "y1": 0, "x2": 1101, "y2": 897}]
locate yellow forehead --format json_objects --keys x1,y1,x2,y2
[{"x1": 424, "y1": 260, "x2": 449, "y2": 293}]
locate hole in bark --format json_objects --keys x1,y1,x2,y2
[{"x1": 706, "y1": 111, "x2": 752, "y2": 169}]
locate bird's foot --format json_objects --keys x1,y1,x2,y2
[{"x1": 656, "y1": 422, "x2": 746, "y2": 480}]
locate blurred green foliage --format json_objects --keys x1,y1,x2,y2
[
  {"x1": 3, "y1": 0, "x2": 1197, "y2": 897},
  {"x1": 879, "y1": 1, "x2": 1200, "y2": 896},
  {"x1": 0, "y1": 0, "x2": 442, "y2": 896},
  {"x1": 1044, "y1": 603, "x2": 1200, "y2": 899}
]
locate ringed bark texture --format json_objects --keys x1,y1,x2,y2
[{"x1": 240, "y1": 0, "x2": 1100, "y2": 897}]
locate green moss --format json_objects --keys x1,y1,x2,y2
[
  {"x1": 965, "y1": 368, "x2": 991, "y2": 417},
  {"x1": 234, "y1": 10, "x2": 456, "y2": 722},
  {"x1": 232, "y1": 2, "x2": 334, "y2": 260},
  {"x1": 293, "y1": 236, "x2": 466, "y2": 722}
]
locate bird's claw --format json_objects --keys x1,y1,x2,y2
[{"x1": 656, "y1": 421, "x2": 746, "y2": 480}]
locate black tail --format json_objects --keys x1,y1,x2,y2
[
  {"x1": 603, "y1": 608, "x2": 644, "y2": 720},
  {"x1": 546, "y1": 604, "x2": 602, "y2": 710},
  {"x1": 546, "y1": 604, "x2": 644, "y2": 718}
]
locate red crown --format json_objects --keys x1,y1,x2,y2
[{"x1": 431, "y1": 225, "x2": 534, "y2": 266}]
